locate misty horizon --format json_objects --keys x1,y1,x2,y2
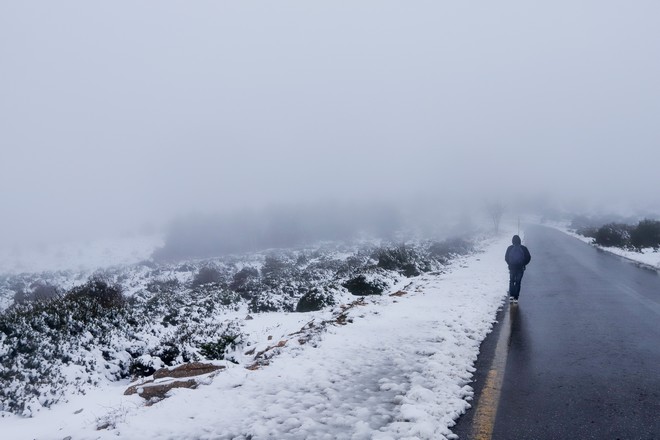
[{"x1": 2, "y1": 1, "x2": 659, "y2": 250}]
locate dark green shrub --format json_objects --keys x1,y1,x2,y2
[
  {"x1": 229, "y1": 267, "x2": 261, "y2": 300},
  {"x1": 192, "y1": 266, "x2": 224, "y2": 287},
  {"x1": 152, "y1": 342, "x2": 180, "y2": 366},
  {"x1": 429, "y1": 237, "x2": 473, "y2": 261},
  {"x1": 576, "y1": 227, "x2": 598, "y2": 239},
  {"x1": 129, "y1": 358, "x2": 157, "y2": 377},
  {"x1": 13, "y1": 282, "x2": 61, "y2": 305},
  {"x1": 261, "y1": 256, "x2": 297, "y2": 287},
  {"x1": 343, "y1": 275, "x2": 385, "y2": 296},
  {"x1": 248, "y1": 293, "x2": 282, "y2": 313},
  {"x1": 594, "y1": 223, "x2": 633, "y2": 248},
  {"x1": 65, "y1": 279, "x2": 124, "y2": 309},
  {"x1": 199, "y1": 334, "x2": 241, "y2": 360},
  {"x1": 630, "y1": 219, "x2": 660, "y2": 250},
  {"x1": 376, "y1": 247, "x2": 421, "y2": 277},
  {"x1": 146, "y1": 278, "x2": 180, "y2": 294},
  {"x1": 296, "y1": 288, "x2": 335, "y2": 312}
]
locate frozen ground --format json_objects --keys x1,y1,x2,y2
[
  {"x1": 549, "y1": 222, "x2": 660, "y2": 270},
  {"x1": 1, "y1": 232, "x2": 512, "y2": 440}
]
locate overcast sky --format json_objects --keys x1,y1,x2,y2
[{"x1": 1, "y1": 1, "x2": 659, "y2": 246}]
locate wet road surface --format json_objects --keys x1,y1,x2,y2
[{"x1": 453, "y1": 225, "x2": 660, "y2": 440}]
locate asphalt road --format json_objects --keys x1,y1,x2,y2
[{"x1": 453, "y1": 225, "x2": 660, "y2": 440}]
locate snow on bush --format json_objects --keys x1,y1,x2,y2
[{"x1": 0, "y1": 236, "x2": 474, "y2": 417}]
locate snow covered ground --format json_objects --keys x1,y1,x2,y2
[
  {"x1": 1, "y1": 233, "x2": 512, "y2": 440},
  {"x1": 549, "y1": 223, "x2": 660, "y2": 270}
]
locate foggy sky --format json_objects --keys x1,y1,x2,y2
[{"x1": 1, "y1": 1, "x2": 659, "y2": 246}]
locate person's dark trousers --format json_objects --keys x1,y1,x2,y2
[{"x1": 509, "y1": 268, "x2": 525, "y2": 299}]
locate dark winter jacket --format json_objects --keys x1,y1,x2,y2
[{"x1": 505, "y1": 235, "x2": 531, "y2": 270}]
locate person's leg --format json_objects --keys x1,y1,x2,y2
[
  {"x1": 513, "y1": 269, "x2": 524, "y2": 299},
  {"x1": 509, "y1": 270, "x2": 516, "y2": 296}
]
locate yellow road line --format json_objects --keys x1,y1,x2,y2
[{"x1": 471, "y1": 302, "x2": 515, "y2": 440}]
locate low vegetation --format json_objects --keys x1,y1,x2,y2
[
  {"x1": 573, "y1": 218, "x2": 660, "y2": 251},
  {"x1": 0, "y1": 235, "x2": 476, "y2": 416}
]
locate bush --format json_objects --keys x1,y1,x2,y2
[
  {"x1": 343, "y1": 275, "x2": 386, "y2": 296},
  {"x1": 0, "y1": 280, "x2": 133, "y2": 415},
  {"x1": 429, "y1": 237, "x2": 473, "y2": 261},
  {"x1": 13, "y1": 282, "x2": 61, "y2": 305},
  {"x1": 576, "y1": 226, "x2": 598, "y2": 239},
  {"x1": 229, "y1": 267, "x2": 261, "y2": 300},
  {"x1": 66, "y1": 279, "x2": 125, "y2": 310},
  {"x1": 594, "y1": 223, "x2": 633, "y2": 248},
  {"x1": 129, "y1": 356, "x2": 160, "y2": 378},
  {"x1": 199, "y1": 333, "x2": 241, "y2": 360},
  {"x1": 261, "y1": 256, "x2": 297, "y2": 287},
  {"x1": 376, "y1": 246, "x2": 421, "y2": 277},
  {"x1": 248, "y1": 293, "x2": 285, "y2": 313},
  {"x1": 296, "y1": 288, "x2": 335, "y2": 312},
  {"x1": 630, "y1": 219, "x2": 660, "y2": 250},
  {"x1": 146, "y1": 278, "x2": 180, "y2": 294},
  {"x1": 192, "y1": 266, "x2": 224, "y2": 287}
]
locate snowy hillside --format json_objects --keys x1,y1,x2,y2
[{"x1": 0, "y1": 232, "x2": 512, "y2": 440}]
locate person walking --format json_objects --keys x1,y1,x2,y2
[{"x1": 505, "y1": 234, "x2": 531, "y2": 303}]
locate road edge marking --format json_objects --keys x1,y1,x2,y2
[{"x1": 471, "y1": 301, "x2": 514, "y2": 440}]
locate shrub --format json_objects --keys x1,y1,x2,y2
[
  {"x1": 199, "y1": 333, "x2": 241, "y2": 360},
  {"x1": 66, "y1": 279, "x2": 125, "y2": 310},
  {"x1": 594, "y1": 223, "x2": 633, "y2": 248},
  {"x1": 261, "y1": 256, "x2": 297, "y2": 287},
  {"x1": 429, "y1": 237, "x2": 473, "y2": 261},
  {"x1": 343, "y1": 275, "x2": 385, "y2": 296},
  {"x1": 13, "y1": 282, "x2": 61, "y2": 305},
  {"x1": 376, "y1": 246, "x2": 421, "y2": 277},
  {"x1": 248, "y1": 293, "x2": 285, "y2": 313},
  {"x1": 146, "y1": 278, "x2": 180, "y2": 294},
  {"x1": 129, "y1": 356, "x2": 160, "y2": 378},
  {"x1": 192, "y1": 266, "x2": 224, "y2": 287},
  {"x1": 229, "y1": 267, "x2": 261, "y2": 300},
  {"x1": 630, "y1": 219, "x2": 660, "y2": 250},
  {"x1": 296, "y1": 288, "x2": 335, "y2": 312},
  {"x1": 576, "y1": 226, "x2": 598, "y2": 239},
  {"x1": 153, "y1": 342, "x2": 181, "y2": 366}
]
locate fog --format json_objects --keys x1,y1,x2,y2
[{"x1": 1, "y1": 1, "x2": 660, "y2": 251}]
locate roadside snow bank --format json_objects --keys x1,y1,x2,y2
[
  {"x1": 2, "y1": 233, "x2": 511, "y2": 440},
  {"x1": 549, "y1": 223, "x2": 660, "y2": 270}
]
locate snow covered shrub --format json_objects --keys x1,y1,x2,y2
[
  {"x1": 343, "y1": 274, "x2": 387, "y2": 296},
  {"x1": 0, "y1": 284, "x2": 135, "y2": 415},
  {"x1": 129, "y1": 355, "x2": 160, "y2": 378},
  {"x1": 376, "y1": 246, "x2": 424, "y2": 277},
  {"x1": 13, "y1": 282, "x2": 61, "y2": 305},
  {"x1": 153, "y1": 341, "x2": 182, "y2": 366},
  {"x1": 192, "y1": 266, "x2": 225, "y2": 287},
  {"x1": 199, "y1": 333, "x2": 242, "y2": 360},
  {"x1": 146, "y1": 278, "x2": 180, "y2": 294},
  {"x1": 576, "y1": 226, "x2": 598, "y2": 239},
  {"x1": 630, "y1": 219, "x2": 660, "y2": 250},
  {"x1": 428, "y1": 237, "x2": 473, "y2": 262},
  {"x1": 296, "y1": 288, "x2": 335, "y2": 312},
  {"x1": 594, "y1": 223, "x2": 633, "y2": 248},
  {"x1": 66, "y1": 278, "x2": 125, "y2": 311},
  {"x1": 229, "y1": 266, "x2": 261, "y2": 300},
  {"x1": 335, "y1": 253, "x2": 374, "y2": 278},
  {"x1": 249, "y1": 292, "x2": 288, "y2": 313},
  {"x1": 261, "y1": 255, "x2": 298, "y2": 286}
]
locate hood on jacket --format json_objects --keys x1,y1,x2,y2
[{"x1": 512, "y1": 235, "x2": 521, "y2": 245}]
